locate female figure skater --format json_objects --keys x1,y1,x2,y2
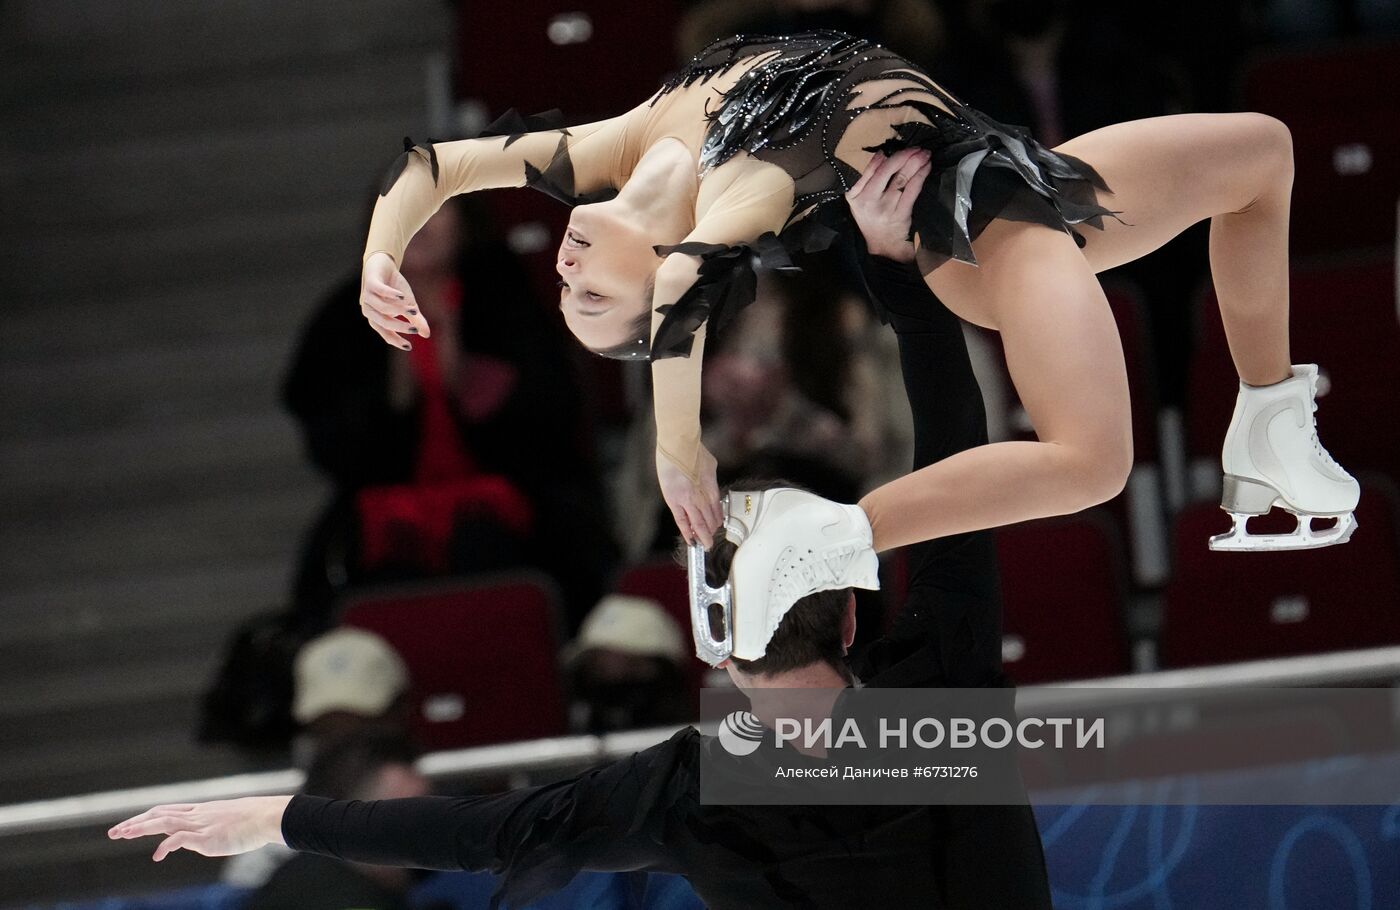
[{"x1": 358, "y1": 31, "x2": 1358, "y2": 561}]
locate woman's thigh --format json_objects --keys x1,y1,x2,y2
[
  {"x1": 1052, "y1": 112, "x2": 1292, "y2": 273},
  {"x1": 923, "y1": 218, "x2": 1132, "y2": 457}
]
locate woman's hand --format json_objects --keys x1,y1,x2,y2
[
  {"x1": 845, "y1": 149, "x2": 932, "y2": 262},
  {"x1": 362, "y1": 252, "x2": 431, "y2": 349},
  {"x1": 108, "y1": 796, "x2": 293, "y2": 862},
  {"x1": 657, "y1": 443, "x2": 723, "y2": 548}
]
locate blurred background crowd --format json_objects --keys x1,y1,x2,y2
[{"x1": 2, "y1": 0, "x2": 1398, "y2": 906}]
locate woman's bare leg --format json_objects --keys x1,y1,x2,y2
[
  {"x1": 858, "y1": 112, "x2": 1303, "y2": 552},
  {"x1": 1054, "y1": 112, "x2": 1295, "y2": 387},
  {"x1": 859, "y1": 218, "x2": 1133, "y2": 552}
]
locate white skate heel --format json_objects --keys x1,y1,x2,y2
[{"x1": 1209, "y1": 364, "x2": 1360, "y2": 552}]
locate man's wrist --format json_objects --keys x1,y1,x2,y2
[{"x1": 265, "y1": 795, "x2": 294, "y2": 847}]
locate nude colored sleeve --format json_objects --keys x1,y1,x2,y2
[
  {"x1": 362, "y1": 114, "x2": 629, "y2": 268},
  {"x1": 650, "y1": 164, "x2": 794, "y2": 479}
]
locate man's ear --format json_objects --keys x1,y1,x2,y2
[{"x1": 841, "y1": 592, "x2": 858, "y2": 653}]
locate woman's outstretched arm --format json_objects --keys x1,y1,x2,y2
[{"x1": 359, "y1": 113, "x2": 632, "y2": 348}]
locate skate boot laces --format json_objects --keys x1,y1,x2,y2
[{"x1": 1305, "y1": 371, "x2": 1348, "y2": 477}]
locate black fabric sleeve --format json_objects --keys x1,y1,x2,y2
[
  {"x1": 281, "y1": 730, "x2": 696, "y2": 903},
  {"x1": 853, "y1": 255, "x2": 1006, "y2": 689}
]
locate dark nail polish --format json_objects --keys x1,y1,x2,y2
[
  {"x1": 409, "y1": 327, "x2": 418, "y2": 333},
  {"x1": 407, "y1": 309, "x2": 417, "y2": 315}
]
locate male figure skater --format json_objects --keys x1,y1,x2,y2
[{"x1": 111, "y1": 159, "x2": 1051, "y2": 909}]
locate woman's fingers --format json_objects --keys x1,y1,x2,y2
[
  {"x1": 702, "y1": 482, "x2": 723, "y2": 532},
  {"x1": 370, "y1": 321, "x2": 413, "y2": 351},
  {"x1": 668, "y1": 503, "x2": 696, "y2": 544},
  {"x1": 685, "y1": 501, "x2": 715, "y2": 548},
  {"x1": 363, "y1": 288, "x2": 429, "y2": 337},
  {"x1": 361, "y1": 303, "x2": 423, "y2": 340}
]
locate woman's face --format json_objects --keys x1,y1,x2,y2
[{"x1": 557, "y1": 203, "x2": 657, "y2": 351}]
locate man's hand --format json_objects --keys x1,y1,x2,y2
[
  {"x1": 845, "y1": 149, "x2": 932, "y2": 262},
  {"x1": 109, "y1": 796, "x2": 294, "y2": 862}
]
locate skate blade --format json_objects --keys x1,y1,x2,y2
[{"x1": 1208, "y1": 511, "x2": 1357, "y2": 552}]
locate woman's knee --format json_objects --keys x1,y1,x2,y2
[
  {"x1": 1062, "y1": 434, "x2": 1134, "y2": 509},
  {"x1": 1239, "y1": 112, "x2": 1295, "y2": 185}
]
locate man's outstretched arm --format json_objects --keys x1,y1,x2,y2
[{"x1": 111, "y1": 730, "x2": 697, "y2": 881}]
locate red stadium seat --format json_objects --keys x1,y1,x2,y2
[
  {"x1": 1159, "y1": 475, "x2": 1400, "y2": 668},
  {"x1": 995, "y1": 511, "x2": 1133, "y2": 683},
  {"x1": 1241, "y1": 40, "x2": 1400, "y2": 257},
  {"x1": 1185, "y1": 256, "x2": 1400, "y2": 491},
  {"x1": 613, "y1": 558, "x2": 704, "y2": 709},
  {"x1": 339, "y1": 574, "x2": 568, "y2": 751}
]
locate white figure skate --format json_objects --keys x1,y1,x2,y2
[
  {"x1": 692, "y1": 488, "x2": 879, "y2": 662},
  {"x1": 1210, "y1": 364, "x2": 1360, "y2": 552}
]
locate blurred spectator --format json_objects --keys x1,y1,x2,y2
[
  {"x1": 241, "y1": 732, "x2": 431, "y2": 910},
  {"x1": 282, "y1": 192, "x2": 617, "y2": 627},
  {"x1": 290, "y1": 627, "x2": 415, "y2": 770},
  {"x1": 930, "y1": 0, "x2": 1185, "y2": 147},
  {"x1": 222, "y1": 628, "x2": 415, "y2": 889},
  {"x1": 678, "y1": 0, "x2": 946, "y2": 69},
  {"x1": 931, "y1": 0, "x2": 1208, "y2": 405},
  {"x1": 703, "y1": 269, "x2": 911, "y2": 502},
  {"x1": 564, "y1": 595, "x2": 691, "y2": 733}
]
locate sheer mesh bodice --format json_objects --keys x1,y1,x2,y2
[{"x1": 654, "y1": 32, "x2": 966, "y2": 222}]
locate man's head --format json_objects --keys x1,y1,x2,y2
[
  {"x1": 681, "y1": 479, "x2": 860, "y2": 688},
  {"x1": 707, "y1": 533, "x2": 858, "y2": 688}
]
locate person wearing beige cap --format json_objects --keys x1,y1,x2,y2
[
  {"x1": 291, "y1": 628, "x2": 414, "y2": 771},
  {"x1": 565, "y1": 594, "x2": 691, "y2": 734},
  {"x1": 222, "y1": 628, "x2": 416, "y2": 890}
]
